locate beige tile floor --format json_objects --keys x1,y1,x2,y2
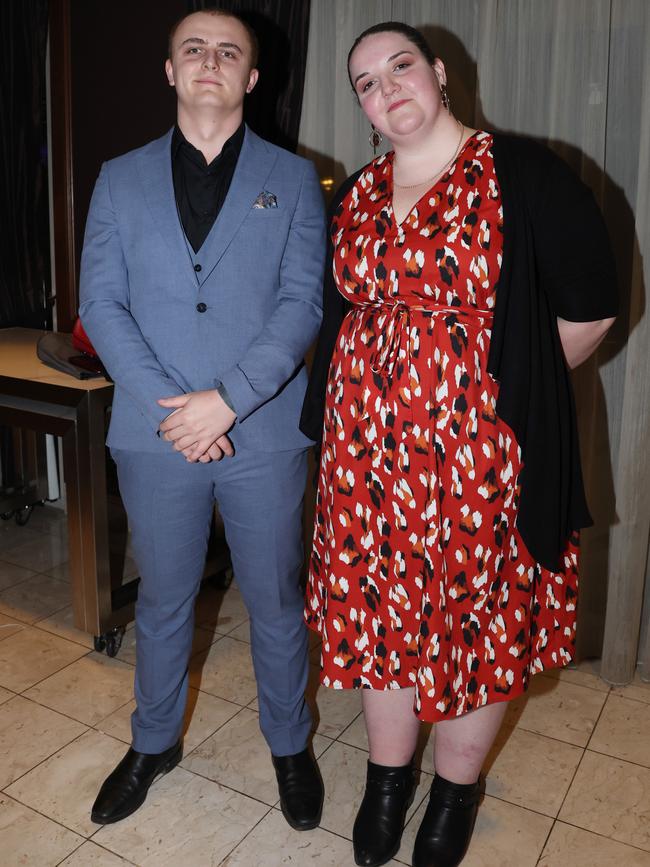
[{"x1": 1, "y1": 506, "x2": 649, "y2": 866}]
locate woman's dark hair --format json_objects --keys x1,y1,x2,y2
[{"x1": 347, "y1": 21, "x2": 436, "y2": 89}]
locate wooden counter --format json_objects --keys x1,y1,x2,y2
[{"x1": 0, "y1": 327, "x2": 128, "y2": 640}]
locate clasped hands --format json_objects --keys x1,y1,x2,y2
[{"x1": 158, "y1": 390, "x2": 236, "y2": 463}]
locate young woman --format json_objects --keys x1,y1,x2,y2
[{"x1": 300, "y1": 21, "x2": 617, "y2": 867}]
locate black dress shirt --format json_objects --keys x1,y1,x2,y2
[{"x1": 171, "y1": 122, "x2": 245, "y2": 253}]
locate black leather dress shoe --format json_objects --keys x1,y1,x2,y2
[
  {"x1": 412, "y1": 773, "x2": 484, "y2": 867},
  {"x1": 353, "y1": 759, "x2": 416, "y2": 867},
  {"x1": 91, "y1": 741, "x2": 183, "y2": 824},
  {"x1": 272, "y1": 747, "x2": 324, "y2": 830}
]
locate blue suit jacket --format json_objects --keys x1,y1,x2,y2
[{"x1": 79, "y1": 126, "x2": 326, "y2": 453}]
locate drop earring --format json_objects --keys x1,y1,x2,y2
[
  {"x1": 440, "y1": 84, "x2": 451, "y2": 111},
  {"x1": 369, "y1": 125, "x2": 383, "y2": 153}
]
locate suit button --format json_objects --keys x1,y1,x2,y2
[
  {"x1": 196, "y1": 302, "x2": 207, "y2": 313},
  {"x1": 194, "y1": 264, "x2": 202, "y2": 272}
]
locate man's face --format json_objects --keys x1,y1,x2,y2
[{"x1": 165, "y1": 13, "x2": 258, "y2": 116}]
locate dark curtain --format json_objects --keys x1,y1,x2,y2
[
  {"x1": 0, "y1": 1, "x2": 50, "y2": 492},
  {"x1": 190, "y1": 0, "x2": 311, "y2": 151},
  {"x1": 0, "y1": 0, "x2": 51, "y2": 330}
]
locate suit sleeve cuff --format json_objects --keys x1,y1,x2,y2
[
  {"x1": 215, "y1": 381, "x2": 236, "y2": 414},
  {"x1": 218, "y1": 367, "x2": 258, "y2": 421}
]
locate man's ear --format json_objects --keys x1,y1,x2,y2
[
  {"x1": 246, "y1": 68, "x2": 259, "y2": 94},
  {"x1": 165, "y1": 58, "x2": 175, "y2": 87}
]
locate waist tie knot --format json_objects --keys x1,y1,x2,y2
[
  {"x1": 369, "y1": 300, "x2": 410, "y2": 377},
  {"x1": 354, "y1": 299, "x2": 494, "y2": 379}
]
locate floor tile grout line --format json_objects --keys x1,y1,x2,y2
[
  {"x1": 86, "y1": 828, "x2": 144, "y2": 865},
  {"x1": 323, "y1": 734, "x2": 567, "y2": 830},
  {"x1": 13, "y1": 665, "x2": 116, "y2": 718},
  {"x1": 3, "y1": 805, "x2": 90, "y2": 862},
  {"x1": 550, "y1": 688, "x2": 611, "y2": 831},
  {"x1": 190, "y1": 686, "x2": 256, "y2": 707},
  {"x1": 467, "y1": 788, "x2": 564, "y2": 825},
  {"x1": 603, "y1": 690, "x2": 650, "y2": 706},
  {"x1": 537, "y1": 669, "x2": 613, "y2": 695},
  {"x1": 584, "y1": 745, "x2": 650, "y2": 772},
  {"x1": 85, "y1": 693, "x2": 140, "y2": 730},
  {"x1": 10, "y1": 644, "x2": 94, "y2": 696},
  {"x1": 179, "y1": 703, "x2": 262, "y2": 763},
  {"x1": 12, "y1": 689, "x2": 114, "y2": 732},
  {"x1": 318, "y1": 680, "x2": 611, "y2": 752},
  {"x1": 330, "y1": 731, "x2": 585, "y2": 824},
  {"x1": 8, "y1": 703, "x2": 620, "y2": 851},
  {"x1": 335, "y1": 718, "x2": 594, "y2": 756},
  {"x1": 489, "y1": 720, "x2": 603, "y2": 751},
  {"x1": 217, "y1": 795, "x2": 368, "y2": 867},
  {"x1": 535, "y1": 818, "x2": 556, "y2": 866},
  {"x1": 3, "y1": 708, "x2": 612, "y2": 857},
  {"x1": 32, "y1": 599, "x2": 92, "y2": 626},
  {"x1": 3, "y1": 726, "x2": 94, "y2": 797},
  {"x1": 215, "y1": 802, "x2": 276, "y2": 866},
  {"x1": 9, "y1": 670, "x2": 610, "y2": 747},
  {"x1": 91, "y1": 686, "x2": 246, "y2": 736},
  {"x1": 583, "y1": 688, "x2": 611, "y2": 752},
  {"x1": 10, "y1": 683, "x2": 337, "y2": 791},
  {"x1": 167, "y1": 761, "x2": 285, "y2": 811},
  {"x1": 0, "y1": 552, "x2": 69, "y2": 572},
  {"x1": 2, "y1": 737, "x2": 106, "y2": 843},
  {"x1": 91, "y1": 687, "x2": 253, "y2": 739},
  {"x1": 6, "y1": 723, "x2": 292, "y2": 856},
  {"x1": 593, "y1": 687, "x2": 650, "y2": 708},
  {"x1": 0, "y1": 600, "x2": 82, "y2": 634},
  {"x1": 0, "y1": 572, "x2": 42, "y2": 594},
  {"x1": 16, "y1": 623, "x2": 98, "y2": 656},
  {"x1": 54, "y1": 837, "x2": 139, "y2": 867},
  {"x1": 535, "y1": 819, "x2": 557, "y2": 867},
  {"x1": 554, "y1": 816, "x2": 650, "y2": 855}
]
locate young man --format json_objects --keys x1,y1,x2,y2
[{"x1": 80, "y1": 8, "x2": 326, "y2": 829}]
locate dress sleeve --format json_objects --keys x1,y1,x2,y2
[
  {"x1": 529, "y1": 146, "x2": 618, "y2": 322},
  {"x1": 299, "y1": 170, "x2": 362, "y2": 442}
]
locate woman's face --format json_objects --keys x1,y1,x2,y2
[{"x1": 348, "y1": 31, "x2": 446, "y2": 142}]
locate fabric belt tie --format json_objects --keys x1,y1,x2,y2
[{"x1": 352, "y1": 300, "x2": 494, "y2": 378}]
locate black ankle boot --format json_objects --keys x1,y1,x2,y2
[
  {"x1": 352, "y1": 759, "x2": 416, "y2": 867},
  {"x1": 412, "y1": 773, "x2": 484, "y2": 867}
]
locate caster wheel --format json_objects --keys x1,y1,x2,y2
[
  {"x1": 15, "y1": 505, "x2": 34, "y2": 527},
  {"x1": 105, "y1": 626, "x2": 125, "y2": 658},
  {"x1": 94, "y1": 627, "x2": 125, "y2": 657}
]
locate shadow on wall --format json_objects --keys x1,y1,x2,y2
[
  {"x1": 190, "y1": 2, "x2": 312, "y2": 153},
  {"x1": 239, "y1": 12, "x2": 294, "y2": 150}
]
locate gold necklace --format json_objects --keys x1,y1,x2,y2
[{"x1": 393, "y1": 120, "x2": 465, "y2": 189}]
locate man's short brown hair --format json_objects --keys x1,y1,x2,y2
[{"x1": 168, "y1": 7, "x2": 259, "y2": 68}]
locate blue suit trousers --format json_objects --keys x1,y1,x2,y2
[{"x1": 112, "y1": 446, "x2": 312, "y2": 756}]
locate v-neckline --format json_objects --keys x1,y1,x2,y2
[{"x1": 388, "y1": 130, "x2": 481, "y2": 229}]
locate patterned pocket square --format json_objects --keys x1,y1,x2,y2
[{"x1": 253, "y1": 190, "x2": 278, "y2": 209}]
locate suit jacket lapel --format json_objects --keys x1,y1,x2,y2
[
  {"x1": 136, "y1": 129, "x2": 193, "y2": 276},
  {"x1": 195, "y1": 127, "x2": 278, "y2": 285}
]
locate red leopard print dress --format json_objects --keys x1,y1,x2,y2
[{"x1": 305, "y1": 131, "x2": 579, "y2": 721}]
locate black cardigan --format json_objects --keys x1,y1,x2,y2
[{"x1": 300, "y1": 133, "x2": 618, "y2": 570}]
